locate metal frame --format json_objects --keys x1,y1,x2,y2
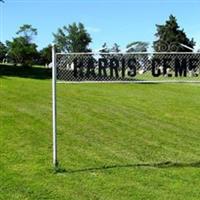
[
  {"x1": 57, "y1": 80, "x2": 200, "y2": 84},
  {"x1": 52, "y1": 47, "x2": 200, "y2": 167},
  {"x1": 56, "y1": 52, "x2": 200, "y2": 55},
  {"x1": 52, "y1": 45, "x2": 58, "y2": 167}
]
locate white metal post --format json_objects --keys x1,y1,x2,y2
[{"x1": 52, "y1": 45, "x2": 58, "y2": 167}]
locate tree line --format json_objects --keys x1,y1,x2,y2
[{"x1": 0, "y1": 15, "x2": 198, "y2": 67}]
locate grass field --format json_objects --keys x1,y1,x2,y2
[{"x1": 0, "y1": 65, "x2": 200, "y2": 200}]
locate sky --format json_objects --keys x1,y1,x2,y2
[{"x1": 0, "y1": 0, "x2": 199, "y2": 51}]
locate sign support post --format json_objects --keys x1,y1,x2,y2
[{"x1": 52, "y1": 45, "x2": 58, "y2": 168}]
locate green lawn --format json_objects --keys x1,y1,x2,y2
[{"x1": 0, "y1": 65, "x2": 200, "y2": 200}]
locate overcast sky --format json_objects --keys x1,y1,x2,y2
[{"x1": 0, "y1": 0, "x2": 199, "y2": 50}]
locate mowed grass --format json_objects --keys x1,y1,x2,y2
[{"x1": 0, "y1": 65, "x2": 200, "y2": 199}]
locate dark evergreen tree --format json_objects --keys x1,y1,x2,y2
[{"x1": 153, "y1": 15, "x2": 195, "y2": 52}]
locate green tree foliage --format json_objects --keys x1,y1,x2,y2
[
  {"x1": 99, "y1": 43, "x2": 110, "y2": 53},
  {"x1": 126, "y1": 41, "x2": 149, "y2": 52},
  {"x1": 6, "y1": 37, "x2": 38, "y2": 66},
  {"x1": 0, "y1": 42, "x2": 7, "y2": 62},
  {"x1": 99, "y1": 43, "x2": 121, "y2": 53},
  {"x1": 16, "y1": 24, "x2": 37, "y2": 43},
  {"x1": 153, "y1": 15, "x2": 195, "y2": 52},
  {"x1": 110, "y1": 43, "x2": 121, "y2": 52},
  {"x1": 6, "y1": 24, "x2": 38, "y2": 66},
  {"x1": 53, "y1": 22, "x2": 92, "y2": 52},
  {"x1": 38, "y1": 45, "x2": 52, "y2": 65}
]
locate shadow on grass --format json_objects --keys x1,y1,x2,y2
[
  {"x1": 0, "y1": 64, "x2": 51, "y2": 80},
  {"x1": 54, "y1": 161, "x2": 200, "y2": 174}
]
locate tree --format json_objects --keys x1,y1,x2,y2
[
  {"x1": 0, "y1": 42, "x2": 7, "y2": 62},
  {"x1": 99, "y1": 43, "x2": 121, "y2": 53},
  {"x1": 110, "y1": 43, "x2": 120, "y2": 52},
  {"x1": 38, "y1": 45, "x2": 52, "y2": 65},
  {"x1": 16, "y1": 24, "x2": 37, "y2": 43},
  {"x1": 126, "y1": 41, "x2": 149, "y2": 52},
  {"x1": 153, "y1": 15, "x2": 195, "y2": 52},
  {"x1": 53, "y1": 22, "x2": 92, "y2": 52},
  {"x1": 6, "y1": 24, "x2": 38, "y2": 66},
  {"x1": 6, "y1": 37, "x2": 38, "y2": 66},
  {"x1": 99, "y1": 43, "x2": 110, "y2": 53}
]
